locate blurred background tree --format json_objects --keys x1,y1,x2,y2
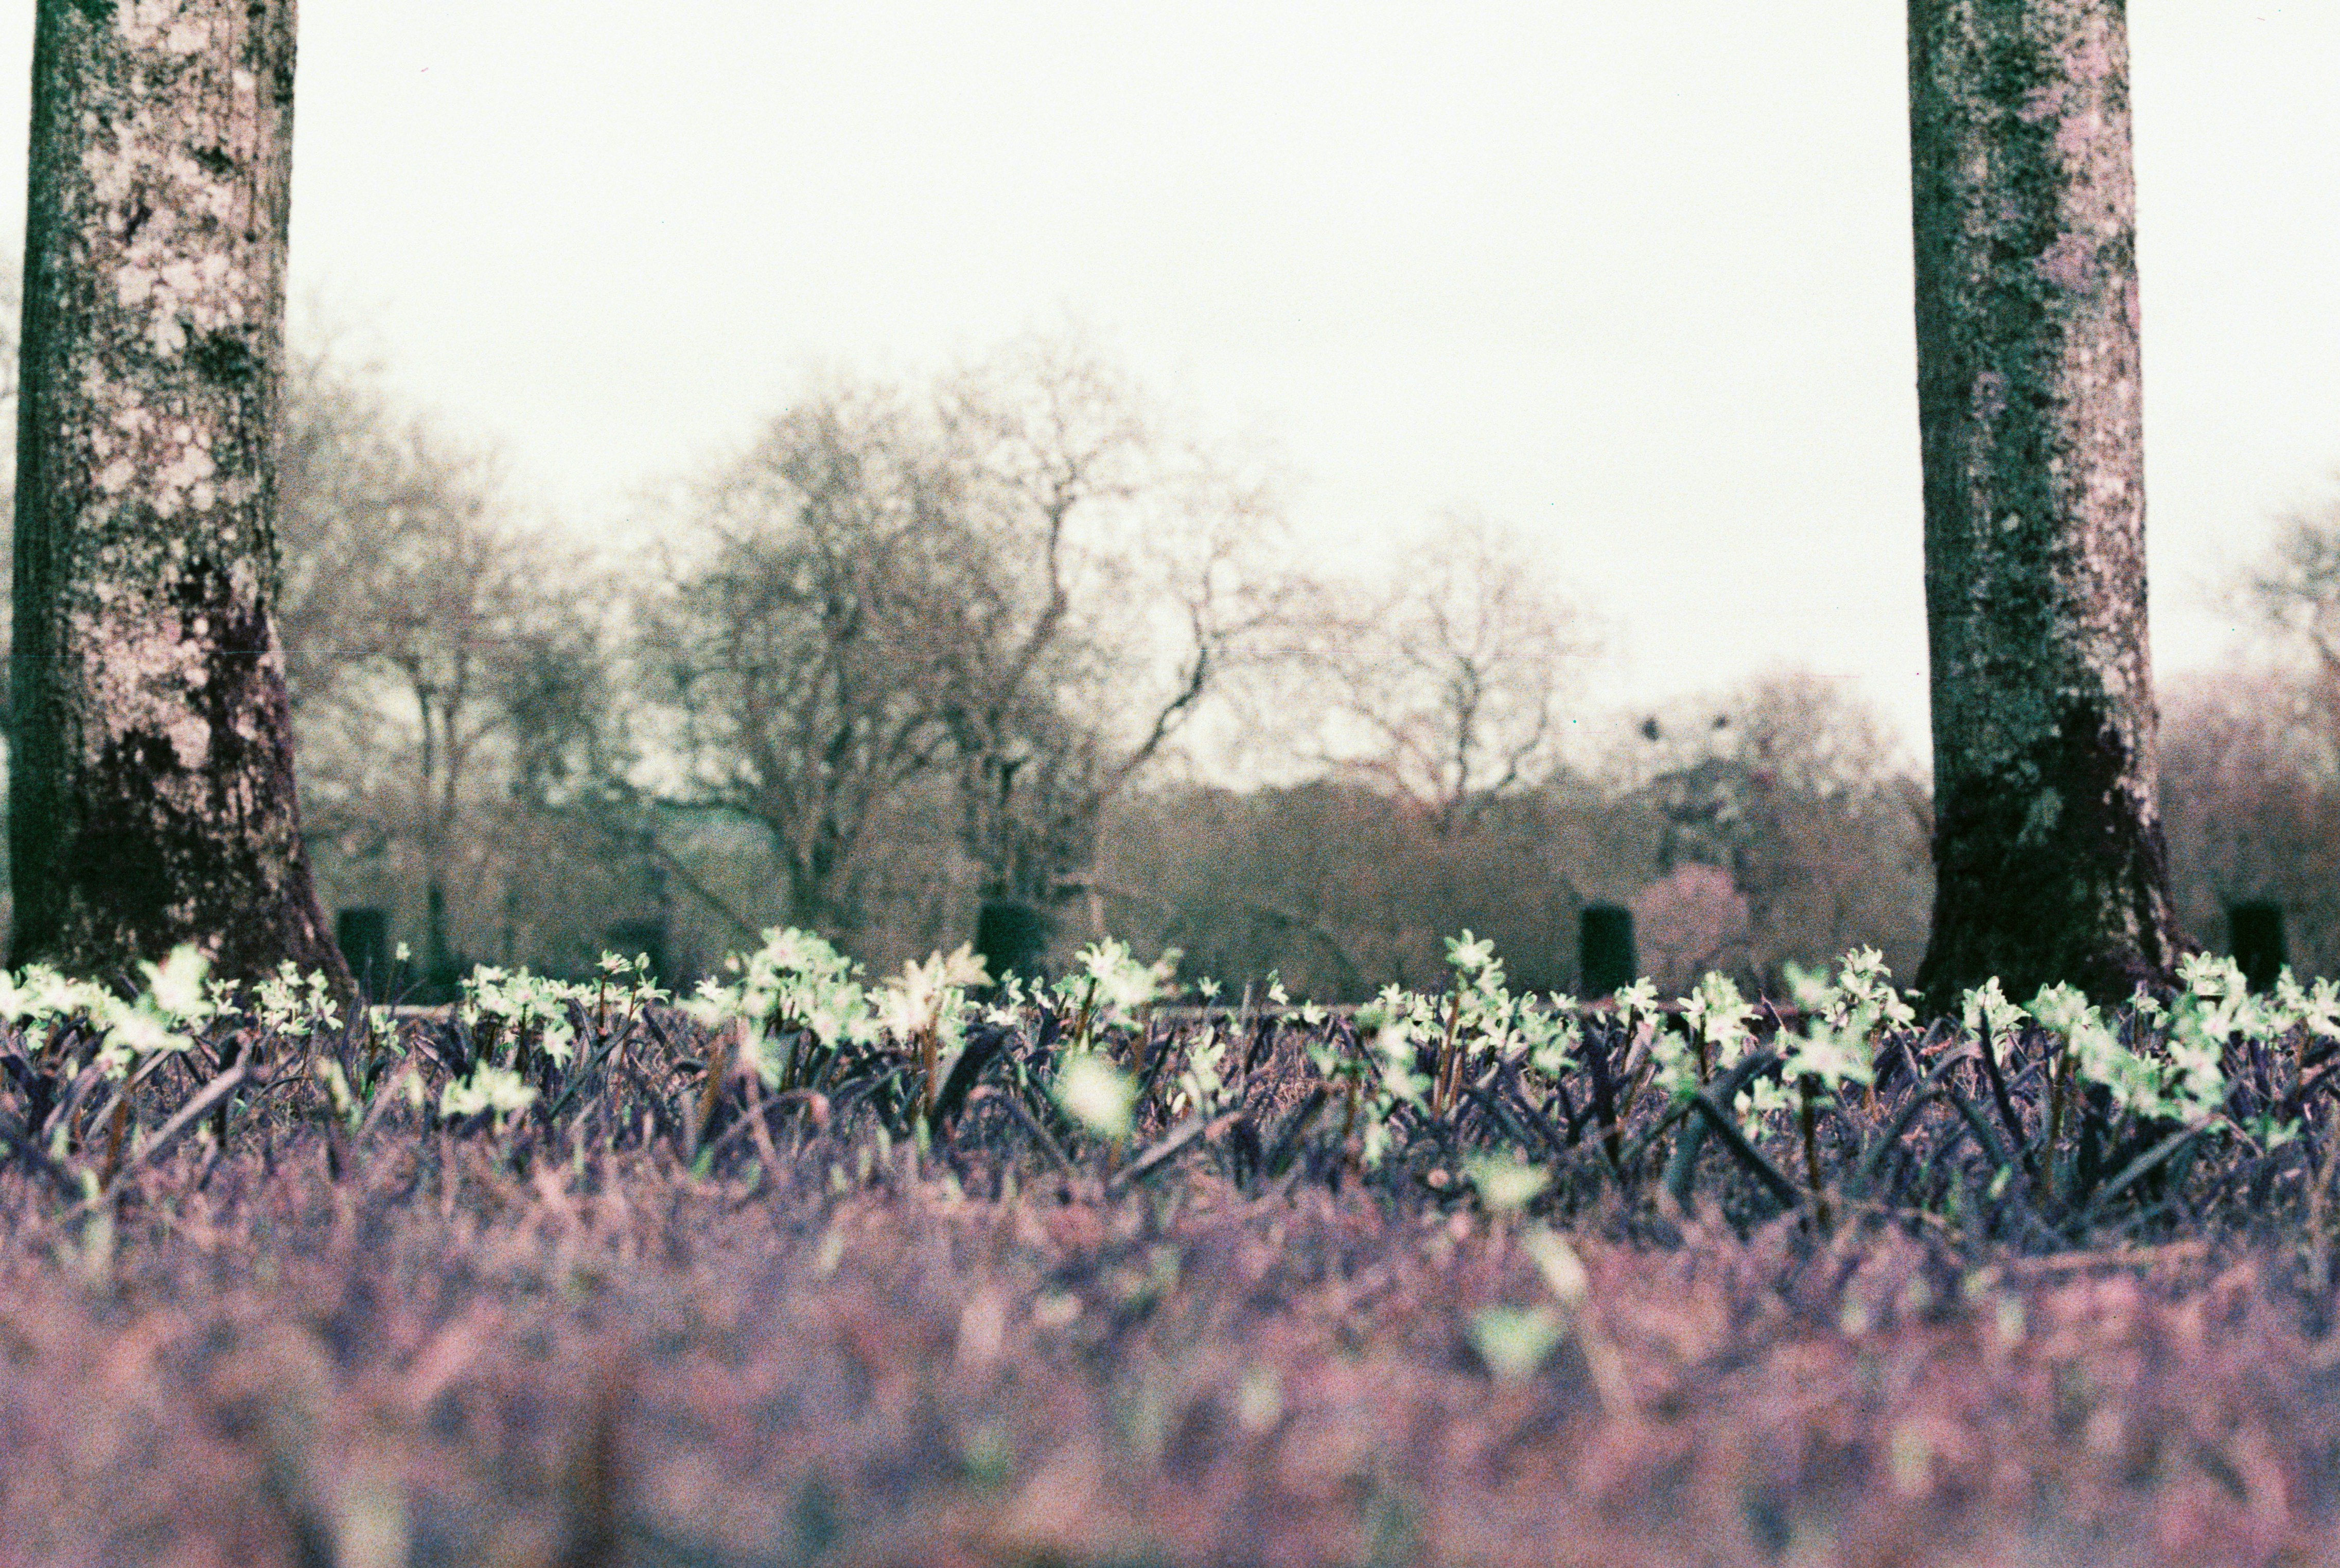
[
  {"x1": 1097, "y1": 668, "x2": 1932, "y2": 1000},
  {"x1": 12, "y1": 298, "x2": 2331, "y2": 1005},
  {"x1": 2145, "y1": 489, "x2": 2340, "y2": 982},
  {"x1": 931, "y1": 335, "x2": 1292, "y2": 978},
  {"x1": 2157, "y1": 667, "x2": 2340, "y2": 978},
  {"x1": 1277, "y1": 515, "x2": 1593, "y2": 836},
  {"x1": 639, "y1": 378, "x2": 961, "y2": 943},
  {"x1": 643, "y1": 334, "x2": 1292, "y2": 980},
  {"x1": 276, "y1": 345, "x2": 631, "y2": 995}
]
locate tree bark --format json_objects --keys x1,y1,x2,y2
[
  {"x1": 10, "y1": 0, "x2": 348, "y2": 992},
  {"x1": 1908, "y1": 0, "x2": 2185, "y2": 1011}
]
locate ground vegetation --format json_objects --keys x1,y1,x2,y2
[{"x1": 2, "y1": 933, "x2": 2339, "y2": 1562}]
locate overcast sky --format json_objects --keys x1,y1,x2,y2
[{"x1": 3, "y1": 2, "x2": 2335, "y2": 765}]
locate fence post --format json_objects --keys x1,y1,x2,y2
[
  {"x1": 1579, "y1": 903, "x2": 1637, "y2": 997},
  {"x1": 2228, "y1": 901, "x2": 2285, "y2": 994},
  {"x1": 335, "y1": 907, "x2": 392, "y2": 1001},
  {"x1": 975, "y1": 898, "x2": 1052, "y2": 988}
]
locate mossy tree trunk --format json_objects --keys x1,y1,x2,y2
[
  {"x1": 1908, "y1": 0, "x2": 2185, "y2": 1011},
  {"x1": 10, "y1": 0, "x2": 348, "y2": 992}
]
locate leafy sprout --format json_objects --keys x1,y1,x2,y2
[{"x1": 1054, "y1": 1053, "x2": 1137, "y2": 1142}]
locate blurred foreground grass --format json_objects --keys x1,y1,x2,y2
[
  {"x1": 6, "y1": 935, "x2": 2340, "y2": 1564},
  {"x1": 3, "y1": 1131, "x2": 2340, "y2": 1566}
]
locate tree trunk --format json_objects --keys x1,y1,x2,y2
[
  {"x1": 10, "y1": 0, "x2": 349, "y2": 993},
  {"x1": 1908, "y1": 0, "x2": 2185, "y2": 1011}
]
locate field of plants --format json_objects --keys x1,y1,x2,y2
[{"x1": 6, "y1": 933, "x2": 2340, "y2": 1566}]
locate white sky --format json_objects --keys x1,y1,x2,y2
[{"x1": 3, "y1": 2, "x2": 2335, "y2": 767}]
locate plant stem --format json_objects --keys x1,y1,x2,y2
[
  {"x1": 1072, "y1": 976, "x2": 1098, "y2": 1055},
  {"x1": 2044, "y1": 1037, "x2": 2073, "y2": 1205},
  {"x1": 1436, "y1": 989, "x2": 1463, "y2": 1117},
  {"x1": 2309, "y1": 1110, "x2": 2339, "y2": 1297},
  {"x1": 689, "y1": 1026, "x2": 737, "y2": 1160},
  {"x1": 919, "y1": 1024, "x2": 938, "y2": 1122},
  {"x1": 1800, "y1": 1077, "x2": 1832, "y2": 1235}
]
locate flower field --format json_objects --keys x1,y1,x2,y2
[{"x1": 4, "y1": 933, "x2": 2340, "y2": 1565}]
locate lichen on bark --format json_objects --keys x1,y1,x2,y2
[
  {"x1": 10, "y1": 0, "x2": 349, "y2": 992},
  {"x1": 1908, "y1": 0, "x2": 2186, "y2": 1011}
]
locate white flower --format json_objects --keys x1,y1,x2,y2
[
  {"x1": 1785, "y1": 960, "x2": 1834, "y2": 1014},
  {"x1": 1839, "y1": 945, "x2": 1888, "y2": 989},
  {"x1": 1678, "y1": 970, "x2": 1755, "y2": 1081},
  {"x1": 538, "y1": 1018, "x2": 578, "y2": 1066},
  {"x1": 1371, "y1": 1024, "x2": 1431, "y2": 1107},
  {"x1": 1739, "y1": 1077, "x2": 1792, "y2": 1124},
  {"x1": 7, "y1": 965, "x2": 107, "y2": 1024},
  {"x1": 1787, "y1": 1024, "x2": 1874, "y2": 1093},
  {"x1": 1612, "y1": 977, "x2": 1660, "y2": 1023},
  {"x1": 101, "y1": 1003, "x2": 183, "y2": 1070},
  {"x1": 876, "y1": 944, "x2": 986, "y2": 1044},
  {"x1": 684, "y1": 977, "x2": 734, "y2": 1029},
  {"x1": 1522, "y1": 1226, "x2": 1589, "y2": 1310},
  {"x1": 2292, "y1": 975, "x2": 2340, "y2": 1040},
  {"x1": 0, "y1": 971, "x2": 34, "y2": 1024},
  {"x1": 1445, "y1": 931, "x2": 1498, "y2": 975},
  {"x1": 139, "y1": 946, "x2": 216, "y2": 1025},
  {"x1": 2028, "y1": 981, "x2": 2096, "y2": 1038},
  {"x1": 2176, "y1": 951, "x2": 2245, "y2": 1001},
  {"x1": 1469, "y1": 1307, "x2": 1564, "y2": 1383},
  {"x1": 1961, "y1": 977, "x2": 2028, "y2": 1040},
  {"x1": 1524, "y1": 1008, "x2": 1581, "y2": 1079},
  {"x1": 1647, "y1": 1023, "x2": 1699, "y2": 1101},
  {"x1": 1070, "y1": 938, "x2": 1175, "y2": 1026},
  {"x1": 1178, "y1": 1031, "x2": 1231, "y2": 1115},
  {"x1": 442, "y1": 1065, "x2": 538, "y2": 1118}
]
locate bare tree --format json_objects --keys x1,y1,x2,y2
[
  {"x1": 276, "y1": 348, "x2": 614, "y2": 986},
  {"x1": 2147, "y1": 495, "x2": 2340, "y2": 981},
  {"x1": 647, "y1": 382, "x2": 961, "y2": 937},
  {"x1": 10, "y1": 0, "x2": 347, "y2": 989},
  {"x1": 1287, "y1": 516, "x2": 1592, "y2": 835},
  {"x1": 2159, "y1": 664, "x2": 2340, "y2": 978},
  {"x1": 2243, "y1": 496, "x2": 2340, "y2": 748},
  {"x1": 1908, "y1": 0, "x2": 2185, "y2": 1009},
  {"x1": 933, "y1": 336, "x2": 1289, "y2": 966},
  {"x1": 652, "y1": 339, "x2": 1290, "y2": 967},
  {"x1": 1095, "y1": 778, "x2": 1589, "y2": 999}
]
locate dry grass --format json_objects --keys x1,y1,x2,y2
[{"x1": 3, "y1": 1123, "x2": 2339, "y2": 1567}]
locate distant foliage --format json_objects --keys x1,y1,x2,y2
[{"x1": 1631, "y1": 863, "x2": 1751, "y2": 994}]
